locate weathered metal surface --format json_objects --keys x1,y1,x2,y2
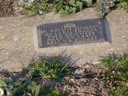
[{"x1": 36, "y1": 18, "x2": 110, "y2": 48}]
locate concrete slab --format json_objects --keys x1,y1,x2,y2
[{"x1": 0, "y1": 8, "x2": 128, "y2": 71}]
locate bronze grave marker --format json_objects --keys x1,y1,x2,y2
[{"x1": 36, "y1": 18, "x2": 110, "y2": 48}]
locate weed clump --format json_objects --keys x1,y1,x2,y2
[{"x1": 100, "y1": 53, "x2": 128, "y2": 96}]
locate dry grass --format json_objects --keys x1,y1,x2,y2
[{"x1": 0, "y1": 0, "x2": 19, "y2": 17}]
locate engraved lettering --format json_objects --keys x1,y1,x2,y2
[{"x1": 37, "y1": 19, "x2": 107, "y2": 47}]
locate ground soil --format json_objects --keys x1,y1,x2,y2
[{"x1": 0, "y1": 64, "x2": 110, "y2": 96}]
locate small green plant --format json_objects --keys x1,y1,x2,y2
[
  {"x1": 100, "y1": 53, "x2": 128, "y2": 95},
  {"x1": 96, "y1": 0, "x2": 116, "y2": 17},
  {"x1": 11, "y1": 80, "x2": 41, "y2": 96},
  {"x1": 116, "y1": 0, "x2": 128, "y2": 12},
  {"x1": 54, "y1": 0, "x2": 93, "y2": 16},
  {"x1": 20, "y1": 0, "x2": 93, "y2": 16},
  {"x1": 0, "y1": 79, "x2": 6, "y2": 88},
  {"x1": 110, "y1": 82, "x2": 128, "y2": 96},
  {"x1": 100, "y1": 53, "x2": 128, "y2": 81},
  {"x1": 0, "y1": 59, "x2": 70, "y2": 95},
  {"x1": 31, "y1": 59, "x2": 71, "y2": 79},
  {"x1": 21, "y1": 0, "x2": 54, "y2": 17},
  {"x1": 0, "y1": 77, "x2": 66, "y2": 96}
]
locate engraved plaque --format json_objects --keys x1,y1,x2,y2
[{"x1": 36, "y1": 18, "x2": 110, "y2": 48}]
